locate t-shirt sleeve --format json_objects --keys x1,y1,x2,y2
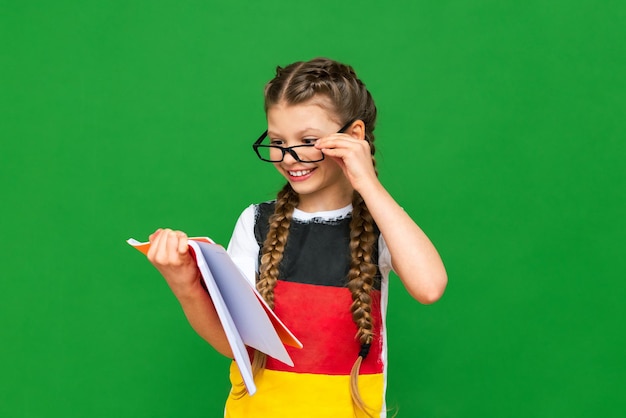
[
  {"x1": 226, "y1": 204, "x2": 259, "y2": 286},
  {"x1": 378, "y1": 234, "x2": 393, "y2": 279}
]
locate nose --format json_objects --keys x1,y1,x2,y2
[{"x1": 282, "y1": 148, "x2": 300, "y2": 163}]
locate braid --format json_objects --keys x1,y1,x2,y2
[
  {"x1": 230, "y1": 183, "x2": 299, "y2": 399},
  {"x1": 348, "y1": 192, "x2": 377, "y2": 344},
  {"x1": 257, "y1": 183, "x2": 299, "y2": 308},
  {"x1": 347, "y1": 191, "x2": 378, "y2": 417}
]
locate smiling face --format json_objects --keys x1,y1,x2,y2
[{"x1": 266, "y1": 98, "x2": 354, "y2": 212}]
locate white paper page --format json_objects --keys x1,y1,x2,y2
[
  {"x1": 188, "y1": 241, "x2": 257, "y2": 395},
  {"x1": 194, "y1": 242, "x2": 295, "y2": 367}
]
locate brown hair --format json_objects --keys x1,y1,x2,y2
[{"x1": 256, "y1": 58, "x2": 379, "y2": 416}]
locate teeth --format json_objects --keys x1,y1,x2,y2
[{"x1": 289, "y1": 170, "x2": 311, "y2": 177}]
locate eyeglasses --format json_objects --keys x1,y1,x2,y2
[{"x1": 252, "y1": 120, "x2": 354, "y2": 163}]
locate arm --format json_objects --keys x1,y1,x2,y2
[
  {"x1": 359, "y1": 182, "x2": 448, "y2": 304},
  {"x1": 316, "y1": 122, "x2": 448, "y2": 304},
  {"x1": 147, "y1": 228, "x2": 233, "y2": 357}
]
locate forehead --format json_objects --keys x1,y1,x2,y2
[{"x1": 267, "y1": 99, "x2": 341, "y2": 134}]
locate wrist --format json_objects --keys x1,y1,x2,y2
[
  {"x1": 355, "y1": 177, "x2": 385, "y2": 201},
  {"x1": 171, "y1": 270, "x2": 206, "y2": 301}
]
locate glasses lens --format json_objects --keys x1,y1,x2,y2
[
  {"x1": 289, "y1": 145, "x2": 324, "y2": 162},
  {"x1": 255, "y1": 145, "x2": 283, "y2": 162}
]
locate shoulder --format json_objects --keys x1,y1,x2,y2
[
  {"x1": 227, "y1": 203, "x2": 272, "y2": 284},
  {"x1": 231, "y1": 204, "x2": 255, "y2": 232},
  {"x1": 228, "y1": 201, "x2": 277, "y2": 247},
  {"x1": 255, "y1": 201, "x2": 275, "y2": 223},
  {"x1": 252, "y1": 200, "x2": 276, "y2": 245}
]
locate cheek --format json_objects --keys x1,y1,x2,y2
[
  {"x1": 322, "y1": 159, "x2": 344, "y2": 175},
  {"x1": 272, "y1": 162, "x2": 284, "y2": 172}
]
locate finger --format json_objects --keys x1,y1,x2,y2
[
  {"x1": 319, "y1": 142, "x2": 368, "y2": 160},
  {"x1": 165, "y1": 229, "x2": 181, "y2": 260},
  {"x1": 316, "y1": 135, "x2": 355, "y2": 148},
  {"x1": 175, "y1": 231, "x2": 189, "y2": 255},
  {"x1": 317, "y1": 138, "x2": 369, "y2": 154},
  {"x1": 147, "y1": 228, "x2": 165, "y2": 260},
  {"x1": 148, "y1": 228, "x2": 162, "y2": 243},
  {"x1": 152, "y1": 228, "x2": 175, "y2": 263},
  {"x1": 319, "y1": 147, "x2": 349, "y2": 159}
]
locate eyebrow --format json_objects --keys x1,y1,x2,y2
[{"x1": 267, "y1": 127, "x2": 325, "y2": 138}]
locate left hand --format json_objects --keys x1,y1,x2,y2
[{"x1": 315, "y1": 133, "x2": 378, "y2": 193}]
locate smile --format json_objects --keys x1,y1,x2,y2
[{"x1": 288, "y1": 169, "x2": 313, "y2": 177}]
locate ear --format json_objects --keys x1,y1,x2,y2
[{"x1": 348, "y1": 119, "x2": 366, "y2": 141}]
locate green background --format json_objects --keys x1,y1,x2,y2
[{"x1": 1, "y1": 1, "x2": 624, "y2": 417}]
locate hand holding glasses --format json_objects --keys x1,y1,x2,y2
[{"x1": 253, "y1": 120, "x2": 355, "y2": 163}]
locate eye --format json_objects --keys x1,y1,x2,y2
[
  {"x1": 302, "y1": 138, "x2": 318, "y2": 145},
  {"x1": 270, "y1": 138, "x2": 285, "y2": 146}
]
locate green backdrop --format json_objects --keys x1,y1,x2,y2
[{"x1": 1, "y1": 1, "x2": 624, "y2": 417}]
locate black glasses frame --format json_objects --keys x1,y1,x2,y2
[{"x1": 252, "y1": 120, "x2": 355, "y2": 163}]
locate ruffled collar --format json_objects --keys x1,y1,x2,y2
[{"x1": 292, "y1": 204, "x2": 353, "y2": 223}]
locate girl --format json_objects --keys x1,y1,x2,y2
[{"x1": 147, "y1": 58, "x2": 447, "y2": 417}]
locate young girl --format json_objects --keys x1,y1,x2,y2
[{"x1": 147, "y1": 58, "x2": 447, "y2": 418}]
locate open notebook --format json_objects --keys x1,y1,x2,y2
[{"x1": 127, "y1": 237, "x2": 302, "y2": 395}]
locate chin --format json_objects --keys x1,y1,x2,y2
[{"x1": 287, "y1": 181, "x2": 317, "y2": 196}]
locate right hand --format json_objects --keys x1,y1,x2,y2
[{"x1": 146, "y1": 228, "x2": 201, "y2": 297}]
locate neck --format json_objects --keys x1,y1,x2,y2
[{"x1": 296, "y1": 188, "x2": 354, "y2": 213}]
